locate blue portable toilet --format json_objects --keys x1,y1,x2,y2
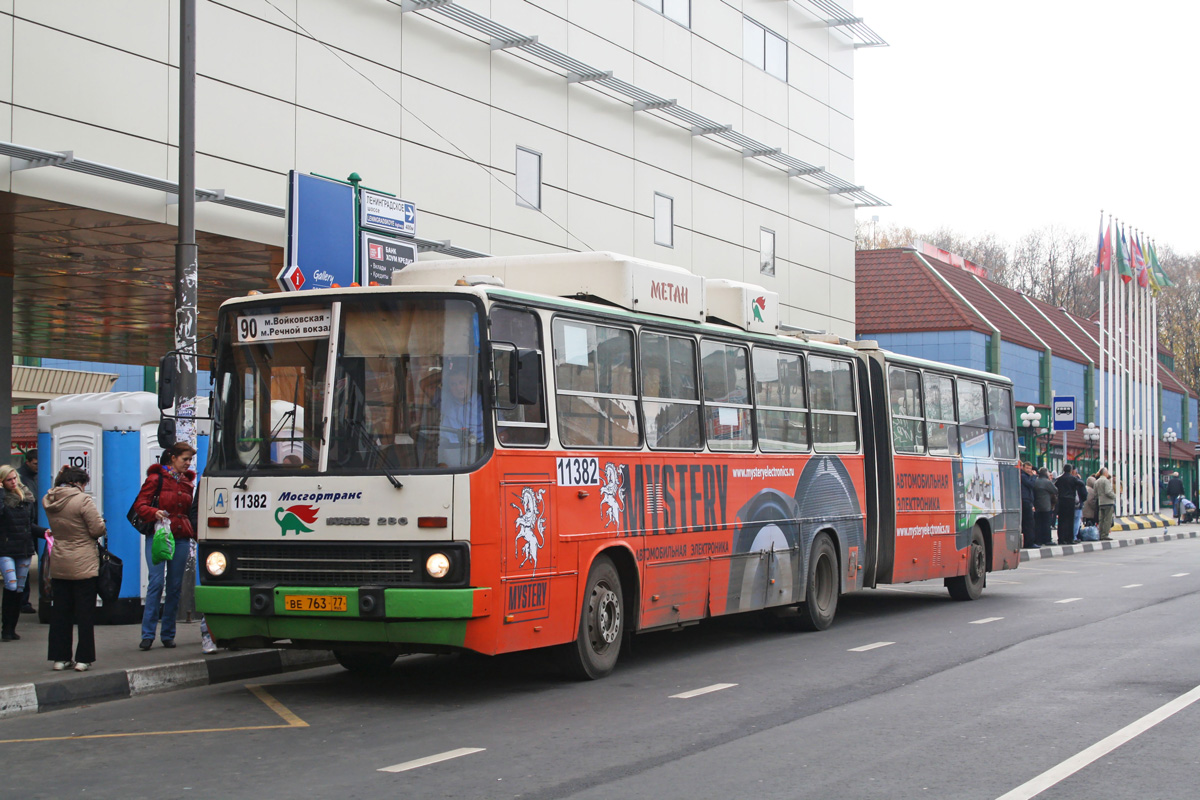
[{"x1": 37, "y1": 392, "x2": 209, "y2": 624}]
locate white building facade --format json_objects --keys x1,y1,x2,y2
[{"x1": 0, "y1": 0, "x2": 882, "y2": 337}]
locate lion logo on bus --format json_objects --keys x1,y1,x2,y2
[
  {"x1": 512, "y1": 487, "x2": 547, "y2": 569},
  {"x1": 600, "y1": 461, "x2": 624, "y2": 528}
]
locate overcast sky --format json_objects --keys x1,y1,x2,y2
[{"x1": 852, "y1": 1, "x2": 1199, "y2": 255}]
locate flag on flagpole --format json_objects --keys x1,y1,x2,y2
[
  {"x1": 1132, "y1": 232, "x2": 1150, "y2": 288},
  {"x1": 1093, "y1": 214, "x2": 1112, "y2": 277},
  {"x1": 1136, "y1": 233, "x2": 1159, "y2": 292},
  {"x1": 1149, "y1": 240, "x2": 1173, "y2": 288},
  {"x1": 1116, "y1": 224, "x2": 1133, "y2": 283}
]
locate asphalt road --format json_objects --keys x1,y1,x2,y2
[{"x1": 3, "y1": 539, "x2": 1199, "y2": 800}]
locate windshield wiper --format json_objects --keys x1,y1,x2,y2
[
  {"x1": 342, "y1": 415, "x2": 404, "y2": 490},
  {"x1": 233, "y1": 408, "x2": 296, "y2": 490}
]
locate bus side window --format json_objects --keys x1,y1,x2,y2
[
  {"x1": 808, "y1": 355, "x2": 858, "y2": 452},
  {"x1": 987, "y1": 384, "x2": 1016, "y2": 460},
  {"x1": 887, "y1": 365, "x2": 925, "y2": 454},
  {"x1": 640, "y1": 331, "x2": 702, "y2": 450},
  {"x1": 754, "y1": 347, "x2": 809, "y2": 452},
  {"x1": 924, "y1": 373, "x2": 959, "y2": 456},
  {"x1": 552, "y1": 318, "x2": 640, "y2": 449},
  {"x1": 700, "y1": 340, "x2": 754, "y2": 451},
  {"x1": 491, "y1": 306, "x2": 549, "y2": 447},
  {"x1": 957, "y1": 379, "x2": 989, "y2": 458}
]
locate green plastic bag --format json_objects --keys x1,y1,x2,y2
[{"x1": 151, "y1": 521, "x2": 175, "y2": 565}]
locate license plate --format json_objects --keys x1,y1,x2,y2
[{"x1": 284, "y1": 594, "x2": 348, "y2": 612}]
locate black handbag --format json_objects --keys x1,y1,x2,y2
[
  {"x1": 97, "y1": 541, "x2": 123, "y2": 605},
  {"x1": 126, "y1": 473, "x2": 163, "y2": 536}
]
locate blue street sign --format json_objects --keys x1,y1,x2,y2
[
  {"x1": 1052, "y1": 396, "x2": 1076, "y2": 432},
  {"x1": 280, "y1": 172, "x2": 356, "y2": 292},
  {"x1": 360, "y1": 189, "x2": 416, "y2": 237}
]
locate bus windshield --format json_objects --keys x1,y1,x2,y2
[{"x1": 213, "y1": 295, "x2": 486, "y2": 474}]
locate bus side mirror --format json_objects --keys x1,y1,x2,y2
[
  {"x1": 515, "y1": 348, "x2": 542, "y2": 406},
  {"x1": 158, "y1": 354, "x2": 179, "y2": 410},
  {"x1": 157, "y1": 418, "x2": 177, "y2": 449}
]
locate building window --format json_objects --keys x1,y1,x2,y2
[
  {"x1": 760, "y1": 228, "x2": 775, "y2": 276},
  {"x1": 743, "y1": 17, "x2": 787, "y2": 81},
  {"x1": 654, "y1": 192, "x2": 674, "y2": 247},
  {"x1": 636, "y1": 0, "x2": 690, "y2": 28},
  {"x1": 515, "y1": 146, "x2": 541, "y2": 210}
]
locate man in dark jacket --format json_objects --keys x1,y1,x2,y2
[
  {"x1": 1167, "y1": 472, "x2": 1185, "y2": 518},
  {"x1": 1020, "y1": 462, "x2": 1037, "y2": 548},
  {"x1": 1055, "y1": 465, "x2": 1085, "y2": 545},
  {"x1": 1033, "y1": 468, "x2": 1058, "y2": 547}
]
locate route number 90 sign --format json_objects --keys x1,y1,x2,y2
[{"x1": 236, "y1": 310, "x2": 332, "y2": 343}]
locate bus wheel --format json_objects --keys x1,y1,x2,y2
[
  {"x1": 946, "y1": 527, "x2": 986, "y2": 601},
  {"x1": 561, "y1": 555, "x2": 623, "y2": 680},
  {"x1": 333, "y1": 649, "x2": 397, "y2": 674},
  {"x1": 794, "y1": 533, "x2": 839, "y2": 631}
]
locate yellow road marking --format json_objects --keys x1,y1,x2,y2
[
  {"x1": 247, "y1": 683, "x2": 308, "y2": 727},
  {"x1": 0, "y1": 684, "x2": 306, "y2": 744}
]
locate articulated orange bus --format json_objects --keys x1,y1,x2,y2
[{"x1": 193, "y1": 252, "x2": 1021, "y2": 678}]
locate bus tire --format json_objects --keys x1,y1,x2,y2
[
  {"x1": 946, "y1": 527, "x2": 986, "y2": 601},
  {"x1": 795, "y1": 533, "x2": 839, "y2": 631},
  {"x1": 333, "y1": 649, "x2": 397, "y2": 674},
  {"x1": 561, "y1": 555, "x2": 623, "y2": 680}
]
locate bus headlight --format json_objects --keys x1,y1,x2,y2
[
  {"x1": 425, "y1": 552, "x2": 451, "y2": 579},
  {"x1": 205, "y1": 551, "x2": 228, "y2": 577}
]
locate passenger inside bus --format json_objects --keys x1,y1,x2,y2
[{"x1": 435, "y1": 359, "x2": 483, "y2": 447}]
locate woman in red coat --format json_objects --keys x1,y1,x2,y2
[{"x1": 133, "y1": 442, "x2": 196, "y2": 650}]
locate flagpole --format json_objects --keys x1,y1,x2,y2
[
  {"x1": 1113, "y1": 227, "x2": 1123, "y2": 515},
  {"x1": 1107, "y1": 219, "x2": 1115, "y2": 484},
  {"x1": 1098, "y1": 255, "x2": 1106, "y2": 474},
  {"x1": 1140, "y1": 263, "x2": 1149, "y2": 513},
  {"x1": 1144, "y1": 260, "x2": 1151, "y2": 513},
  {"x1": 1144, "y1": 238, "x2": 1153, "y2": 514},
  {"x1": 1133, "y1": 252, "x2": 1143, "y2": 513},
  {"x1": 1130, "y1": 253, "x2": 1138, "y2": 515},
  {"x1": 1147, "y1": 289, "x2": 1156, "y2": 513},
  {"x1": 1146, "y1": 267, "x2": 1154, "y2": 512}
]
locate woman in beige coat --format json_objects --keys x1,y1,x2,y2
[{"x1": 42, "y1": 465, "x2": 105, "y2": 671}]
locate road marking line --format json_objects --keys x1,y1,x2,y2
[
  {"x1": 1171, "y1": 572, "x2": 1190, "y2": 577},
  {"x1": 1122, "y1": 583, "x2": 1143, "y2": 588},
  {"x1": 1054, "y1": 598, "x2": 1082, "y2": 604},
  {"x1": 246, "y1": 684, "x2": 309, "y2": 727},
  {"x1": 849, "y1": 642, "x2": 894, "y2": 652},
  {"x1": 989, "y1": 579, "x2": 1021, "y2": 585},
  {"x1": 970, "y1": 617, "x2": 1004, "y2": 624},
  {"x1": 996, "y1": 683, "x2": 1200, "y2": 800},
  {"x1": 379, "y1": 747, "x2": 485, "y2": 773},
  {"x1": 0, "y1": 684, "x2": 306, "y2": 745},
  {"x1": 671, "y1": 683, "x2": 737, "y2": 699}
]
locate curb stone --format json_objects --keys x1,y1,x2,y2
[
  {"x1": 1020, "y1": 529, "x2": 1199, "y2": 561},
  {"x1": 0, "y1": 649, "x2": 336, "y2": 721}
]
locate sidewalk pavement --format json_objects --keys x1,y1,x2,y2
[
  {"x1": 1020, "y1": 519, "x2": 1200, "y2": 561},
  {"x1": 2, "y1": 520, "x2": 1197, "y2": 721},
  {"x1": 0, "y1": 616, "x2": 334, "y2": 721}
]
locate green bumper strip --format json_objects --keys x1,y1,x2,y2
[{"x1": 195, "y1": 585, "x2": 485, "y2": 620}]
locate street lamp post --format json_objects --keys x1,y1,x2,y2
[
  {"x1": 1084, "y1": 422, "x2": 1100, "y2": 475},
  {"x1": 1020, "y1": 405, "x2": 1043, "y2": 468},
  {"x1": 1163, "y1": 427, "x2": 1178, "y2": 512}
]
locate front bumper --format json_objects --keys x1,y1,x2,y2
[{"x1": 195, "y1": 585, "x2": 492, "y2": 647}]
